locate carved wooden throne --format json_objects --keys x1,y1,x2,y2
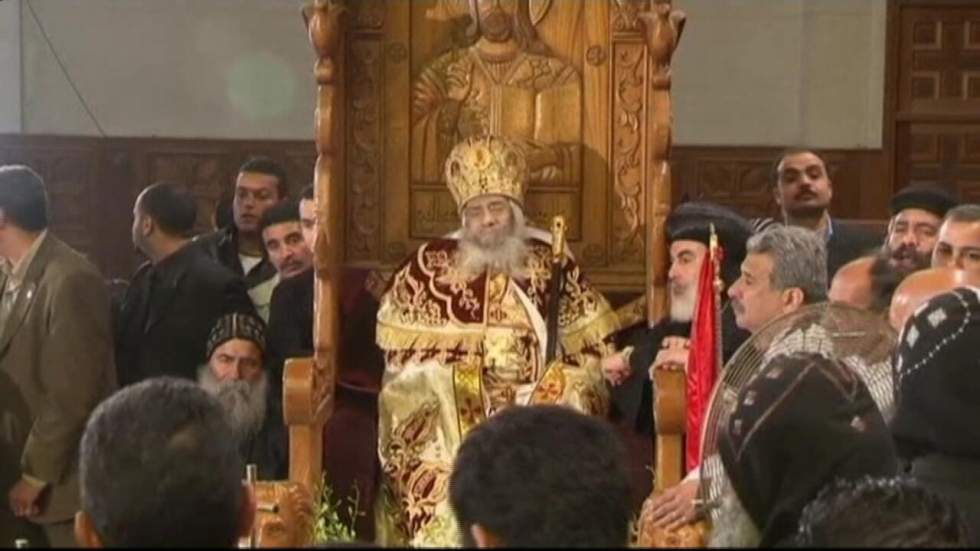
[{"x1": 277, "y1": 0, "x2": 687, "y2": 546}]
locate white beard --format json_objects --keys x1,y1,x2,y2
[
  {"x1": 708, "y1": 473, "x2": 762, "y2": 548},
  {"x1": 669, "y1": 282, "x2": 697, "y2": 322},
  {"x1": 198, "y1": 365, "x2": 269, "y2": 443},
  {"x1": 458, "y1": 218, "x2": 529, "y2": 280}
]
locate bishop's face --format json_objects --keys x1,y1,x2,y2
[
  {"x1": 667, "y1": 240, "x2": 708, "y2": 322},
  {"x1": 462, "y1": 195, "x2": 515, "y2": 250}
]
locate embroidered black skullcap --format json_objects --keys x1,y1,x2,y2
[
  {"x1": 205, "y1": 312, "x2": 267, "y2": 362},
  {"x1": 718, "y1": 352, "x2": 898, "y2": 546},
  {"x1": 892, "y1": 286, "x2": 980, "y2": 460},
  {"x1": 667, "y1": 201, "x2": 752, "y2": 285},
  {"x1": 889, "y1": 184, "x2": 959, "y2": 218}
]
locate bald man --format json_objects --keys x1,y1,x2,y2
[
  {"x1": 830, "y1": 255, "x2": 905, "y2": 315},
  {"x1": 932, "y1": 205, "x2": 980, "y2": 278},
  {"x1": 889, "y1": 267, "x2": 980, "y2": 332}
]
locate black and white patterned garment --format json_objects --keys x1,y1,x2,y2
[{"x1": 892, "y1": 286, "x2": 980, "y2": 460}]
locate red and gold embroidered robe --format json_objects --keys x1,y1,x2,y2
[{"x1": 374, "y1": 238, "x2": 618, "y2": 546}]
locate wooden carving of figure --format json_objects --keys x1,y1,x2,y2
[{"x1": 411, "y1": 0, "x2": 582, "y2": 186}]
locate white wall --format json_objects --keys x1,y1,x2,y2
[
  {"x1": 673, "y1": 0, "x2": 887, "y2": 148},
  {"x1": 13, "y1": 0, "x2": 887, "y2": 147},
  {"x1": 20, "y1": 0, "x2": 313, "y2": 138},
  {"x1": 0, "y1": 0, "x2": 22, "y2": 133}
]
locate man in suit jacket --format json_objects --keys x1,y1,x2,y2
[
  {"x1": 772, "y1": 149, "x2": 881, "y2": 279},
  {"x1": 0, "y1": 165, "x2": 116, "y2": 547},
  {"x1": 115, "y1": 182, "x2": 254, "y2": 386}
]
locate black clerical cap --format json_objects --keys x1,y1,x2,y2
[
  {"x1": 667, "y1": 201, "x2": 752, "y2": 258},
  {"x1": 205, "y1": 312, "x2": 267, "y2": 361},
  {"x1": 889, "y1": 184, "x2": 959, "y2": 218}
]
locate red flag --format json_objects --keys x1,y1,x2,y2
[{"x1": 685, "y1": 226, "x2": 723, "y2": 472}]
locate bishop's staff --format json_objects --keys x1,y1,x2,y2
[{"x1": 545, "y1": 215, "x2": 567, "y2": 365}]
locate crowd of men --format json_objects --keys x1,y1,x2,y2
[{"x1": 1, "y1": 140, "x2": 979, "y2": 547}]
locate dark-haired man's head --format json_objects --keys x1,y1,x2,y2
[
  {"x1": 131, "y1": 182, "x2": 197, "y2": 263},
  {"x1": 299, "y1": 184, "x2": 317, "y2": 251},
  {"x1": 932, "y1": 204, "x2": 980, "y2": 279},
  {"x1": 772, "y1": 149, "x2": 833, "y2": 225},
  {"x1": 796, "y1": 476, "x2": 968, "y2": 547},
  {"x1": 0, "y1": 165, "x2": 49, "y2": 260},
  {"x1": 259, "y1": 200, "x2": 312, "y2": 280},
  {"x1": 884, "y1": 184, "x2": 959, "y2": 273},
  {"x1": 75, "y1": 377, "x2": 255, "y2": 548},
  {"x1": 449, "y1": 405, "x2": 631, "y2": 548},
  {"x1": 235, "y1": 157, "x2": 287, "y2": 238}
]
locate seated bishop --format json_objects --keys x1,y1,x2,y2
[{"x1": 374, "y1": 135, "x2": 619, "y2": 547}]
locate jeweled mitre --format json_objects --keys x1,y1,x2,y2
[{"x1": 444, "y1": 135, "x2": 528, "y2": 211}]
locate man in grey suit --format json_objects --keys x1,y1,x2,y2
[{"x1": 0, "y1": 165, "x2": 116, "y2": 547}]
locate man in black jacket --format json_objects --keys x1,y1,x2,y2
[
  {"x1": 602, "y1": 202, "x2": 752, "y2": 510},
  {"x1": 193, "y1": 157, "x2": 285, "y2": 316},
  {"x1": 265, "y1": 184, "x2": 386, "y2": 539},
  {"x1": 772, "y1": 149, "x2": 880, "y2": 279},
  {"x1": 115, "y1": 182, "x2": 254, "y2": 386}
]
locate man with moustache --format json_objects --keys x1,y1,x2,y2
[
  {"x1": 375, "y1": 135, "x2": 618, "y2": 547},
  {"x1": 195, "y1": 157, "x2": 286, "y2": 319},
  {"x1": 265, "y1": 185, "x2": 387, "y2": 539},
  {"x1": 198, "y1": 312, "x2": 287, "y2": 480},
  {"x1": 256, "y1": 200, "x2": 313, "y2": 322},
  {"x1": 772, "y1": 149, "x2": 880, "y2": 279},
  {"x1": 600, "y1": 202, "x2": 751, "y2": 509},
  {"x1": 645, "y1": 225, "x2": 829, "y2": 530},
  {"x1": 883, "y1": 184, "x2": 958, "y2": 274}
]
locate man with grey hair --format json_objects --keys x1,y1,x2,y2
[
  {"x1": 728, "y1": 225, "x2": 828, "y2": 334},
  {"x1": 645, "y1": 225, "x2": 830, "y2": 532}
]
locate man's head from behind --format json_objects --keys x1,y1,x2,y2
[
  {"x1": 131, "y1": 182, "x2": 197, "y2": 257},
  {"x1": 796, "y1": 476, "x2": 968, "y2": 547},
  {"x1": 885, "y1": 185, "x2": 958, "y2": 273},
  {"x1": 0, "y1": 165, "x2": 49, "y2": 255},
  {"x1": 75, "y1": 377, "x2": 254, "y2": 548},
  {"x1": 260, "y1": 200, "x2": 313, "y2": 280},
  {"x1": 829, "y1": 254, "x2": 905, "y2": 315},
  {"x1": 932, "y1": 204, "x2": 980, "y2": 278},
  {"x1": 728, "y1": 226, "x2": 828, "y2": 333},
  {"x1": 887, "y1": 266, "x2": 980, "y2": 332},
  {"x1": 449, "y1": 405, "x2": 631, "y2": 548},
  {"x1": 235, "y1": 157, "x2": 288, "y2": 236},
  {"x1": 772, "y1": 149, "x2": 833, "y2": 222}
]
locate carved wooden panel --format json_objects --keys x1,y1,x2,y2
[
  {"x1": 899, "y1": 5, "x2": 980, "y2": 111},
  {"x1": 897, "y1": 123, "x2": 980, "y2": 199},
  {"x1": 0, "y1": 137, "x2": 102, "y2": 268}
]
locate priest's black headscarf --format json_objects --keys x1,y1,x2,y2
[
  {"x1": 667, "y1": 201, "x2": 752, "y2": 288},
  {"x1": 892, "y1": 287, "x2": 980, "y2": 460},
  {"x1": 889, "y1": 184, "x2": 959, "y2": 219},
  {"x1": 718, "y1": 352, "x2": 898, "y2": 546}
]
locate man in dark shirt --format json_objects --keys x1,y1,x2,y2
[
  {"x1": 771, "y1": 148, "x2": 880, "y2": 279},
  {"x1": 193, "y1": 157, "x2": 285, "y2": 316},
  {"x1": 115, "y1": 182, "x2": 254, "y2": 385},
  {"x1": 266, "y1": 184, "x2": 386, "y2": 539}
]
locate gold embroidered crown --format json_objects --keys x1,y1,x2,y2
[{"x1": 444, "y1": 135, "x2": 528, "y2": 212}]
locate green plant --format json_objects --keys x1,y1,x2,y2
[{"x1": 311, "y1": 472, "x2": 364, "y2": 544}]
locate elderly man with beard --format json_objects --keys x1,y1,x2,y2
[
  {"x1": 375, "y1": 135, "x2": 617, "y2": 547},
  {"x1": 644, "y1": 225, "x2": 830, "y2": 531},
  {"x1": 198, "y1": 312, "x2": 287, "y2": 480},
  {"x1": 883, "y1": 184, "x2": 958, "y2": 274},
  {"x1": 601, "y1": 202, "x2": 751, "y2": 510}
]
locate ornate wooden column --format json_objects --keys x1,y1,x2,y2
[
  {"x1": 638, "y1": 0, "x2": 686, "y2": 493},
  {"x1": 286, "y1": 0, "x2": 347, "y2": 494}
]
